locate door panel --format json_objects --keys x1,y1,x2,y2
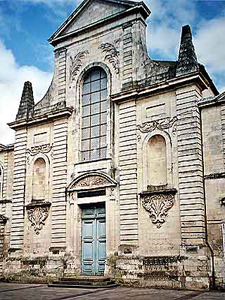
[
  {"x1": 82, "y1": 203, "x2": 106, "y2": 275},
  {"x1": 96, "y1": 218, "x2": 106, "y2": 275},
  {"x1": 82, "y1": 219, "x2": 95, "y2": 275}
]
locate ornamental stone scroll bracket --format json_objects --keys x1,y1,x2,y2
[
  {"x1": 140, "y1": 186, "x2": 177, "y2": 229},
  {"x1": 26, "y1": 201, "x2": 51, "y2": 235}
]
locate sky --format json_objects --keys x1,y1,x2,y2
[{"x1": 0, "y1": 0, "x2": 225, "y2": 145}]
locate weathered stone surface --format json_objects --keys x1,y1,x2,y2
[{"x1": 0, "y1": 0, "x2": 224, "y2": 292}]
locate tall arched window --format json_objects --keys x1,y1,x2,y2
[
  {"x1": 0, "y1": 165, "x2": 3, "y2": 200},
  {"x1": 81, "y1": 68, "x2": 107, "y2": 161},
  {"x1": 147, "y1": 135, "x2": 167, "y2": 186},
  {"x1": 32, "y1": 158, "x2": 46, "y2": 201}
]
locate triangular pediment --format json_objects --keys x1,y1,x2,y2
[
  {"x1": 64, "y1": 0, "x2": 129, "y2": 35},
  {"x1": 49, "y1": 0, "x2": 147, "y2": 44}
]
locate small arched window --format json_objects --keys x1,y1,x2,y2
[
  {"x1": 81, "y1": 68, "x2": 107, "y2": 161},
  {"x1": 147, "y1": 135, "x2": 167, "y2": 186},
  {"x1": 0, "y1": 165, "x2": 3, "y2": 200},
  {"x1": 32, "y1": 158, "x2": 46, "y2": 201}
]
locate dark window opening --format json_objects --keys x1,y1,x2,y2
[{"x1": 78, "y1": 189, "x2": 106, "y2": 198}]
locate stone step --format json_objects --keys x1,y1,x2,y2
[
  {"x1": 61, "y1": 276, "x2": 109, "y2": 282},
  {"x1": 48, "y1": 283, "x2": 119, "y2": 289},
  {"x1": 48, "y1": 276, "x2": 119, "y2": 289}
]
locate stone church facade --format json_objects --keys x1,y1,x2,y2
[{"x1": 0, "y1": 0, "x2": 225, "y2": 291}]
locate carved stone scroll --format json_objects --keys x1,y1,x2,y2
[
  {"x1": 141, "y1": 189, "x2": 176, "y2": 228},
  {"x1": 26, "y1": 201, "x2": 51, "y2": 234},
  {"x1": 98, "y1": 43, "x2": 119, "y2": 74},
  {"x1": 69, "y1": 50, "x2": 89, "y2": 82}
]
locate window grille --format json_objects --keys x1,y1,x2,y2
[{"x1": 81, "y1": 68, "x2": 107, "y2": 161}]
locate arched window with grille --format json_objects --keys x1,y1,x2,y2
[{"x1": 81, "y1": 68, "x2": 108, "y2": 161}]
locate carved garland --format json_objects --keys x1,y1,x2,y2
[
  {"x1": 27, "y1": 144, "x2": 52, "y2": 156},
  {"x1": 137, "y1": 116, "x2": 177, "y2": 134},
  {"x1": 142, "y1": 193, "x2": 175, "y2": 228},
  {"x1": 26, "y1": 202, "x2": 51, "y2": 235},
  {"x1": 69, "y1": 51, "x2": 89, "y2": 82},
  {"x1": 98, "y1": 43, "x2": 120, "y2": 74},
  {"x1": 26, "y1": 144, "x2": 52, "y2": 164}
]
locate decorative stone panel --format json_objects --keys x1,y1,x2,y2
[
  {"x1": 140, "y1": 187, "x2": 177, "y2": 228},
  {"x1": 26, "y1": 201, "x2": 51, "y2": 235}
]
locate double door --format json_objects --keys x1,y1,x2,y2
[{"x1": 81, "y1": 203, "x2": 106, "y2": 275}]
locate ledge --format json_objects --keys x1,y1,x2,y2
[
  {"x1": 26, "y1": 201, "x2": 51, "y2": 209},
  {"x1": 0, "y1": 199, "x2": 12, "y2": 204},
  {"x1": 8, "y1": 107, "x2": 73, "y2": 130},
  {"x1": 140, "y1": 185, "x2": 177, "y2": 197},
  {"x1": 204, "y1": 172, "x2": 225, "y2": 180}
]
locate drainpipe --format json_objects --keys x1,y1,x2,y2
[{"x1": 199, "y1": 107, "x2": 216, "y2": 290}]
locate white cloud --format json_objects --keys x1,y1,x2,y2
[
  {"x1": 147, "y1": 23, "x2": 180, "y2": 59},
  {"x1": 17, "y1": 0, "x2": 75, "y2": 4},
  {"x1": 145, "y1": 0, "x2": 225, "y2": 93},
  {"x1": 146, "y1": 0, "x2": 197, "y2": 26},
  {"x1": 194, "y1": 16, "x2": 225, "y2": 73},
  {"x1": 0, "y1": 40, "x2": 52, "y2": 145},
  {"x1": 146, "y1": 0, "x2": 197, "y2": 59}
]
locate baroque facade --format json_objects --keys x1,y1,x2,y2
[{"x1": 0, "y1": 0, "x2": 225, "y2": 290}]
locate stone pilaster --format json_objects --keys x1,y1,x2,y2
[
  {"x1": 57, "y1": 48, "x2": 67, "y2": 103},
  {"x1": 51, "y1": 119, "x2": 68, "y2": 248},
  {"x1": 122, "y1": 24, "x2": 133, "y2": 88},
  {"x1": 176, "y1": 85, "x2": 206, "y2": 244},
  {"x1": 10, "y1": 129, "x2": 27, "y2": 249},
  {"x1": 119, "y1": 100, "x2": 138, "y2": 245}
]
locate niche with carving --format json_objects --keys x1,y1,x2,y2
[{"x1": 147, "y1": 134, "x2": 167, "y2": 187}]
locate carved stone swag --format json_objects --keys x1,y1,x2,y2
[{"x1": 140, "y1": 185, "x2": 177, "y2": 229}]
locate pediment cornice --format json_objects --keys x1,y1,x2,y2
[{"x1": 49, "y1": 0, "x2": 150, "y2": 45}]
